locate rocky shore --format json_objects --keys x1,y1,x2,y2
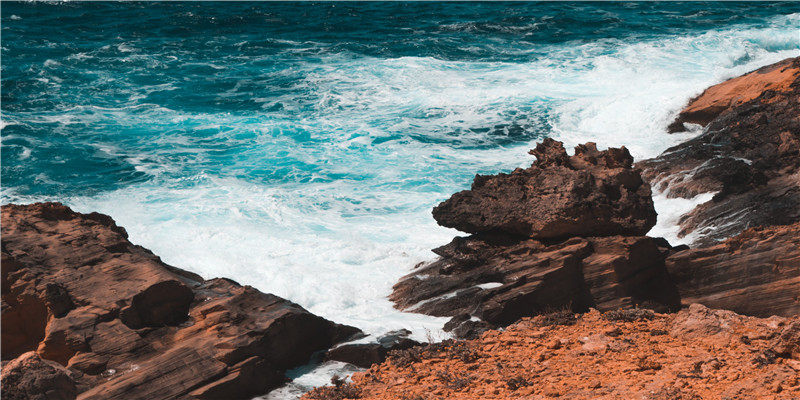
[
  {"x1": 305, "y1": 57, "x2": 800, "y2": 398},
  {"x1": 1, "y1": 203, "x2": 361, "y2": 399},
  {"x1": 3, "y1": 57, "x2": 799, "y2": 399}
]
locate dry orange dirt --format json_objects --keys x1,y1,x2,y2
[{"x1": 305, "y1": 305, "x2": 800, "y2": 400}]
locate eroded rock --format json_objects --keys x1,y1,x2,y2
[
  {"x1": 433, "y1": 139, "x2": 656, "y2": 239},
  {"x1": 665, "y1": 221, "x2": 800, "y2": 318},
  {"x1": 1, "y1": 351, "x2": 77, "y2": 400},
  {"x1": 640, "y1": 57, "x2": 800, "y2": 245},
  {"x1": 1, "y1": 202, "x2": 361, "y2": 399}
]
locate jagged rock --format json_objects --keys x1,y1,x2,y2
[
  {"x1": 665, "y1": 221, "x2": 800, "y2": 318},
  {"x1": 1, "y1": 202, "x2": 361, "y2": 399},
  {"x1": 325, "y1": 330, "x2": 421, "y2": 368},
  {"x1": 640, "y1": 57, "x2": 800, "y2": 245},
  {"x1": 391, "y1": 232, "x2": 681, "y2": 337},
  {"x1": 771, "y1": 320, "x2": 800, "y2": 359},
  {"x1": 432, "y1": 139, "x2": 656, "y2": 240},
  {"x1": 1, "y1": 351, "x2": 77, "y2": 400}
]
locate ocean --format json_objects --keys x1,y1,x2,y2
[{"x1": 2, "y1": 1, "x2": 799, "y2": 396}]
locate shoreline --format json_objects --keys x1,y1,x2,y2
[{"x1": 3, "y1": 57, "x2": 800, "y2": 399}]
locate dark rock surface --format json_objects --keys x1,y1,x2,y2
[
  {"x1": 1, "y1": 202, "x2": 361, "y2": 400},
  {"x1": 665, "y1": 221, "x2": 800, "y2": 318},
  {"x1": 325, "y1": 329, "x2": 421, "y2": 368},
  {"x1": 433, "y1": 139, "x2": 657, "y2": 240},
  {"x1": 640, "y1": 56, "x2": 800, "y2": 246}
]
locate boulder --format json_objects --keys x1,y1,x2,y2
[
  {"x1": 1, "y1": 202, "x2": 361, "y2": 399},
  {"x1": 432, "y1": 139, "x2": 656, "y2": 240},
  {"x1": 1, "y1": 351, "x2": 77, "y2": 400}
]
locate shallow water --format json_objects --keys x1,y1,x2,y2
[{"x1": 2, "y1": 2, "x2": 799, "y2": 396}]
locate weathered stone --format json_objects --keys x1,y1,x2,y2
[
  {"x1": 640, "y1": 57, "x2": 800, "y2": 245},
  {"x1": 665, "y1": 221, "x2": 800, "y2": 318},
  {"x1": 1, "y1": 351, "x2": 77, "y2": 400},
  {"x1": 391, "y1": 233, "x2": 681, "y2": 337},
  {"x1": 1, "y1": 202, "x2": 361, "y2": 399},
  {"x1": 432, "y1": 139, "x2": 656, "y2": 239}
]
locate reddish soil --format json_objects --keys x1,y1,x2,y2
[{"x1": 306, "y1": 305, "x2": 800, "y2": 400}]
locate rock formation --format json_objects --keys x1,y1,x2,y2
[
  {"x1": 393, "y1": 140, "x2": 679, "y2": 338},
  {"x1": 1, "y1": 351, "x2": 78, "y2": 400},
  {"x1": 305, "y1": 305, "x2": 800, "y2": 400},
  {"x1": 1, "y1": 202, "x2": 361, "y2": 400},
  {"x1": 640, "y1": 56, "x2": 800, "y2": 245},
  {"x1": 665, "y1": 221, "x2": 800, "y2": 318},
  {"x1": 433, "y1": 139, "x2": 656, "y2": 239}
]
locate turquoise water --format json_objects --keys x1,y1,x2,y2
[{"x1": 2, "y1": 2, "x2": 799, "y2": 347}]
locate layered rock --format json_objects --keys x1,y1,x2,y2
[
  {"x1": 640, "y1": 56, "x2": 800, "y2": 245},
  {"x1": 433, "y1": 139, "x2": 656, "y2": 239},
  {"x1": 667, "y1": 57, "x2": 800, "y2": 132},
  {"x1": 1, "y1": 202, "x2": 361, "y2": 399},
  {"x1": 665, "y1": 221, "x2": 800, "y2": 318},
  {"x1": 305, "y1": 305, "x2": 800, "y2": 400},
  {"x1": 394, "y1": 141, "x2": 679, "y2": 337}
]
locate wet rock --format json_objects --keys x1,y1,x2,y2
[
  {"x1": 640, "y1": 57, "x2": 800, "y2": 245},
  {"x1": 667, "y1": 57, "x2": 800, "y2": 132},
  {"x1": 665, "y1": 221, "x2": 800, "y2": 318},
  {"x1": 1, "y1": 351, "x2": 77, "y2": 400},
  {"x1": 325, "y1": 330, "x2": 422, "y2": 368},
  {"x1": 1, "y1": 202, "x2": 361, "y2": 399},
  {"x1": 433, "y1": 139, "x2": 656, "y2": 239}
]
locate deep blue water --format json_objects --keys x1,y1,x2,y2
[{"x1": 1, "y1": 3, "x2": 799, "y2": 379}]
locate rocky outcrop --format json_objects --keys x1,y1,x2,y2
[
  {"x1": 667, "y1": 57, "x2": 800, "y2": 132},
  {"x1": 1, "y1": 351, "x2": 78, "y2": 400},
  {"x1": 641, "y1": 57, "x2": 800, "y2": 245},
  {"x1": 305, "y1": 305, "x2": 800, "y2": 400},
  {"x1": 1, "y1": 202, "x2": 361, "y2": 399},
  {"x1": 393, "y1": 141, "x2": 678, "y2": 337},
  {"x1": 665, "y1": 221, "x2": 800, "y2": 318},
  {"x1": 433, "y1": 139, "x2": 657, "y2": 239}
]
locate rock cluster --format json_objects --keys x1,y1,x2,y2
[
  {"x1": 1, "y1": 202, "x2": 361, "y2": 400},
  {"x1": 305, "y1": 305, "x2": 800, "y2": 400},
  {"x1": 394, "y1": 140, "x2": 679, "y2": 338},
  {"x1": 641, "y1": 56, "x2": 800, "y2": 245}
]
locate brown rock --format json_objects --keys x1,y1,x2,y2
[
  {"x1": 1, "y1": 202, "x2": 361, "y2": 399},
  {"x1": 771, "y1": 320, "x2": 800, "y2": 359},
  {"x1": 668, "y1": 57, "x2": 800, "y2": 132},
  {"x1": 433, "y1": 139, "x2": 656, "y2": 239},
  {"x1": 391, "y1": 232, "x2": 680, "y2": 337},
  {"x1": 665, "y1": 222, "x2": 800, "y2": 318},
  {"x1": 640, "y1": 57, "x2": 800, "y2": 245},
  {"x1": 1, "y1": 351, "x2": 77, "y2": 400}
]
